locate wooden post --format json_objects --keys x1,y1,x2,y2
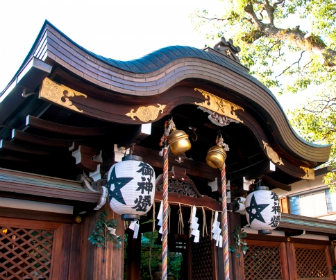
[
  {"x1": 126, "y1": 229, "x2": 141, "y2": 280},
  {"x1": 227, "y1": 204, "x2": 245, "y2": 280},
  {"x1": 83, "y1": 203, "x2": 124, "y2": 280}
]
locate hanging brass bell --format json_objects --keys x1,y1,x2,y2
[
  {"x1": 206, "y1": 145, "x2": 227, "y2": 169},
  {"x1": 167, "y1": 128, "x2": 191, "y2": 155}
]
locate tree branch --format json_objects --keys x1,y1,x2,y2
[
  {"x1": 275, "y1": 51, "x2": 305, "y2": 78},
  {"x1": 244, "y1": 4, "x2": 264, "y2": 30}
]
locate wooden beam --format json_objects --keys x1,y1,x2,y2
[
  {"x1": 155, "y1": 191, "x2": 221, "y2": 211},
  {"x1": 133, "y1": 145, "x2": 220, "y2": 181},
  {"x1": 229, "y1": 160, "x2": 275, "y2": 181},
  {"x1": 262, "y1": 175, "x2": 291, "y2": 191},
  {"x1": 11, "y1": 129, "x2": 72, "y2": 147},
  {"x1": 0, "y1": 139, "x2": 68, "y2": 156},
  {"x1": 0, "y1": 167, "x2": 101, "y2": 203},
  {"x1": 26, "y1": 115, "x2": 114, "y2": 136}
]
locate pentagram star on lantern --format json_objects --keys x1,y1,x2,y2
[
  {"x1": 246, "y1": 194, "x2": 269, "y2": 224},
  {"x1": 107, "y1": 167, "x2": 133, "y2": 205}
]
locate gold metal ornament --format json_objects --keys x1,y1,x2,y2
[
  {"x1": 194, "y1": 88, "x2": 244, "y2": 123},
  {"x1": 39, "y1": 78, "x2": 87, "y2": 112},
  {"x1": 168, "y1": 128, "x2": 191, "y2": 155},
  {"x1": 262, "y1": 140, "x2": 284, "y2": 166},
  {"x1": 206, "y1": 134, "x2": 229, "y2": 169},
  {"x1": 300, "y1": 166, "x2": 315, "y2": 180},
  {"x1": 126, "y1": 104, "x2": 166, "y2": 122}
]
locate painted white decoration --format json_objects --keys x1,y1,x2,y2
[
  {"x1": 129, "y1": 221, "x2": 140, "y2": 239},
  {"x1": 211, "y1": 211, "x2": 222, "y2": 247},
  {"x1": 245, "y1": 188, "x2": 281, "y2": 234},
  {"x1": 94, "y1": 186, "x2": 108, "y2": 211},
  {"x1": 157, "y1": 201, "x2": 163, "y2": 237},
  {"x1": 189, "y1": 206, "x2": 200, "y2": 243},
  {"x1": 107, "y1": 158, "x2": 156, "y2": 220},
  {"x1": 90, "y1": 164, "x2": 102, "y2": 182}
]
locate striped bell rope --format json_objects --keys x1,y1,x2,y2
[
  {"x1": 221, "y1": 163, "x2": 230, "y2": 280},
  {"x1": 162, "y1": 147, "x2": 169, "y2": 280}
]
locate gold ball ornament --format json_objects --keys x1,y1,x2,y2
[
  {"x1": 206, "y1": 145, "x2": 227, "y2": 169},
  {"x1": 167, "y1": 128, "x2": 191, "y2": 155}
]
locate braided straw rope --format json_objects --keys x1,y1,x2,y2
[
  {"x1": 221, "y1": 164, "x2": 230, "y2": 280},
  {"x1": 162, "y1": 147, "x2": 169, "y2": 280}
]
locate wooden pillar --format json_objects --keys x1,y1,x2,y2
[
  {"x1": 83, "y1": 204, "x2": 124, "y2": 280},
  {"x1": 126, "y1": 229, "x2": 141, "y2": 280},
  {"x1": 227, "y1": 203, "x2": 245, "y2": 280}
]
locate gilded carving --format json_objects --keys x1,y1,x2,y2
[
  {"x1": 126, "y1": 104, "x2": 166, "y2": 122},
  {"x1": 262, "y1": 140, "x2": 284, "y2": 165},
  {"x1": 39, "y1": 78, "x2": 87, "y2": 113},
  {"x1": 194, "y1": 88, "x2": 244, "y2": 123},
  {"x1": 300, "y1": 166, "x2": 315, "y2": 180}
]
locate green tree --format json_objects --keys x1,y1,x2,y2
[
  {"x1": 192, "y1": 0, "x2": 336, "y2": 188},
  {"x1": 192, "y1": 0, "x2": 336, "y2": 93}
]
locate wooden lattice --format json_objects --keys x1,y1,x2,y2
[
  {"x1": 295, "y1": 247, "x2": 329, "y2": 278},
  {"x1": 244, "y1": 245, "x2": 282, "y2": 280},
  {"x1": 191, "y1": 236, "x2": 214, "y2": 280},
  {"x1": 0, "y1": 226, "x2": 54, "y2": 280}
]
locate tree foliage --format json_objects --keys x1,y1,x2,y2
[
  {"x1": 192, "y1": 0, "x2": 336, "y2": 94},
  {"x1": 192, "y1": 0, "x2": 336, "y2": 187},
  {"x1": 288, "y1": 83, "x2": 336, "y2": 191}
]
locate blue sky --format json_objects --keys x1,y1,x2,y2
[{"x1": 0, "y1": 0, "x2": 306, "y2": 110}]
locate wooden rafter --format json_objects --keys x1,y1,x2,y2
[
  {"x1": 11, "y1": 129, "x2": 72, "y2": 148},
  {"x1": 0, "y1": 139, "x2": 67, "y2": 156},
  {"x1": 26, "y1": 115, "x2": 114, "y2": 136}
]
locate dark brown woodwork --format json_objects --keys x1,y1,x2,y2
[
  {"x1": 126, "y1": 229, "x2": 141, "y2": 280},
  {"x1": 11, "y1": 129, "x2": 72, "y2": 147},
  {"x1": 0, "y1": 139, "x2": 67, "y2": 156},
  {"x1": 51, "y1": 224, "x2": 72, "y2": 280},
  {"x1": 68, "y1": 224, "x2": 82, "y2": 280},
  {"x1": 72, "y1": 145, "x2": 99, "y2": 172},
  {"x1": 26, "y1": 115, "x2": 114, "y2": 136},
  {"x1": 155, "y1": 166, "x2": 203, "y2": 198},
  {"x1": 227, "y1": 206, "x2": 244, "y2": 280},
  {"x1": 262, "y1": 174, "x2": 292, "y2": 191},
  {"x1": 0, "y1": 167, "x2": 101, "y2": 203},
  {"x1": 134, "y1": 145, "x2": 220, "y2": 181},
  {"x1": 83, "y1": 203, "x2": 124, "y2": 280},
  {"x1": 155, "y1": 191, "x2": 221, "y2": 211},
  {"x1": 191, "y1": 235, "x2": 216, "y2": 280},
  {"x1": 0, "y1": 222, "x2": 55, "y2": 279},
  {"x1": 229, "y1": 160, "x2": 275, "y2": 181},
  {"x1": 0, "y1": 206, "x2": 77, "y2": 224}
]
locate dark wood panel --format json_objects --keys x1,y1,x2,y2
[
  {"x1": 0, "y1": 206, "x2": 76, "y2": 224},
  {"x1": 0, "y1": 216, "x2": 62, "y2": 230},
  {"x1": 155, "y1": 191, "x2": 221, "y2": 211},
  {"x1": 0, "y1": 139, "x2": 68, "y2": 156},
  {"x1": 26, "y1": 115, "x2": 114, "y2": 136},
  {"x1": 11, "y1": 129, "x2": 72, "y2": 147},
  {"x1": 68, "y1": 224, "x2": 82, "y2": 280},
  {"x1": 50, "y1": 224, "x2": 72, "y2": 280},
  {"x1": 134, "y1": 145, "x2": 220, "y2": 181}
]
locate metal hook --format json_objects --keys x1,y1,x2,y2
[{"x1": 189, "y1": 126, "x2": 198, "y2": 142}]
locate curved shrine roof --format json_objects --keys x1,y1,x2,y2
[{"x1": 0, "y1": 20, "x2": 331, "y2": 167}]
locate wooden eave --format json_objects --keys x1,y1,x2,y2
[
  {"x1": 278, "y1": 213, "x2": 336, "y2": 235},
  {"x1": 5, "y1": 21, "x2": 326, "y2": 166},
  {"x1": 0, "y1": 167, "x2": 100, "y2": 203},
  {"x1": 0, "y1": 21, "x2": 331, "y2": 188}
]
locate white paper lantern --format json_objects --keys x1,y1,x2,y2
[
  {"x1": 107, "y1": 155, "x2": 156, "y2": 221},
  {"x1": 245, "y1": 186, "x2": 281, "y2": 234}
]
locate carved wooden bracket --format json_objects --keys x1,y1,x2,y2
[
  {"x1": 72, "y1": 145, "x2": 100, "y2": 172},
  {"x1": 156, "y1": 166, "x2": 202, "y2": 198}
]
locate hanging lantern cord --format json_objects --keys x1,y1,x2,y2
[
  {"x1": 221, "y1": 163, "x2": 230, "y2": 280},
  {"x1": 162, "y1": 146, "x2": 169, "y2": 280}
]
